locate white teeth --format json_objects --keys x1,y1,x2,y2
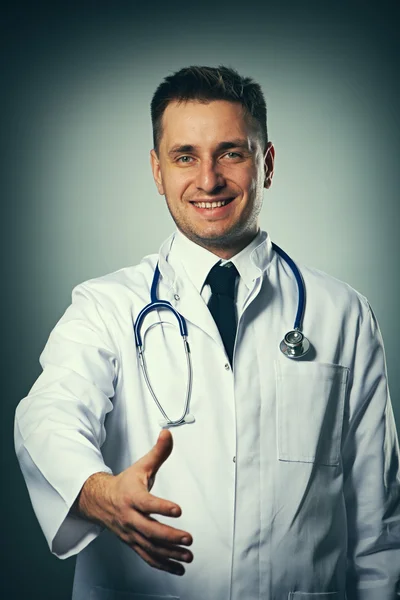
[{"x1": 193, "y1": 200, "x2": 228, "y2": 209}]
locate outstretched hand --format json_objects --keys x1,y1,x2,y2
[{"x1": 76, "y1": 429, "x2": 193, "y2": 576}]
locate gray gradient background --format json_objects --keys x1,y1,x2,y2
[{"x1": 2, "y1": 2, "x2": 399, "y2": 598}]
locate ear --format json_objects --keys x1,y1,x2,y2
[
  {"x1": 263, "y1": 142, "x2": 275, "y2": 190},
  {"x1": 150, "y1": 149, "x2": 165, "y2": 195}
]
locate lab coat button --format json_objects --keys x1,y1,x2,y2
[
  {"x1": 224, "y1": 363, "x2": 230, "y2": 370},
  {"x1": 233, "y1": 456, "x2": 236, "y2": 463},
  {"x1": 174, "y1": 294, "x2": 180, "y2": 301}
]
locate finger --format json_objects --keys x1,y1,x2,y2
[
  {"x1": 132, "y1": 488, "x2": 183, "y2": 519},
  {"x1": 130, "y1": 511, "x2": 193, "y2": 546},
  {"x1": 131, "y1": 543, "x2": 186, "y2": 576},
  {"x1": 136, "y1": 429, "x2": 174, "y2": 481},
  {"x1": 129, "y1": 528, "x2": 193, "y2": 564}
]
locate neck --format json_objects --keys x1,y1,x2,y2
[{"x1": 182, "y1": 230, "x2": 260, "y2": 260}]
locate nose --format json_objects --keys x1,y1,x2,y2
[{"x1": 195, "y1": 159, "x2": 226, "y2": 194}]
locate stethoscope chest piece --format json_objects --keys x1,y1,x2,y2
[{"x1": 280, "y1": 329, "x2": 310, "y2": 359}]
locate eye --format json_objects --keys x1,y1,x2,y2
[
  {"x1": 177, "y1": 155, "x2": 194, "y2": 163},
  {"x1": 225, "y1": 152, "x2": 242, "y2": 159}
]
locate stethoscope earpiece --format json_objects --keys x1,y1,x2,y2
[{"x1": 159, "y1": 413, "x2": 195, "y2": 429}]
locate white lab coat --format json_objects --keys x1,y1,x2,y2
[{"x1": 15, "y1": 231, "x2": 400, "y2": 600}]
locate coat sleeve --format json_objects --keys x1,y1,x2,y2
[
  {"x1": 14, "y1": 282, "x2": 119, "y2": 559},
  {"x1": 343, "y1": 300, "x2": 400, "y2": 599}
]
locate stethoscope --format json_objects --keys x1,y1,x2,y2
[{"x1": 133, "y1": 243, "x2": 311, "y2": 428}]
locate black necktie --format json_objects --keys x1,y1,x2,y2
[{"x1": 206, "y1": 262, "x2": 239, "y2": 365}]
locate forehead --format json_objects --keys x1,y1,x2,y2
[{"x1": 160, "y1": 100, "x2": 258, "y2": 148}]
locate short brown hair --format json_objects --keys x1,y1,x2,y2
[{"x1": 150, "y1": 65, "x2": 268, "y2": 154}]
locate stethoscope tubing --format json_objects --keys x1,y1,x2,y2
[
  {"x1": 137, "y1": 329, "x2": 193, "y2": 426},
  {"x1": 271, "y1": 242, "x2": 305, "y2": 331},
  {"x1": 133, "y1": 242, "x2": 310, "y2": 427},
  {"x1": 134, "y1": 295, "x2": 188, "y2": 348}
]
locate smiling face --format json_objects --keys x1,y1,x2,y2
[{"x1": 150, "y1": 99, "x2": 275, "y2": 259}]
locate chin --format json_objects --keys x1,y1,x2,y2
[{"x1": 191, "y1": 229, "x2": 242, "y2": 249}]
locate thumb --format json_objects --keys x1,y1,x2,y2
[{"x1": 137, "y1": 429, "x2": 174, "y2": 485}]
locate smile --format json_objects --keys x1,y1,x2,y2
[{"x1": 191, "y1": 198, "x2": 234, "y2": 209}]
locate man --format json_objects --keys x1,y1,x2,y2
[{"x1": 15, "y1": 66, "x2": 400, "y2": 599}]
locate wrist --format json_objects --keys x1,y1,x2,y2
[{"x1": 72, "y1": 471, "x2": 115, "y2": 526}]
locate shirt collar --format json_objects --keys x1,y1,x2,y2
[
  {"x1": 158, "y1": 228, "x2": 274, "y2": 293},
  {"x1": 224, "y1": 230, "x2": 270, "y2": 291}
]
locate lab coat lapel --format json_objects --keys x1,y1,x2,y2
[
  {"x1": 163, "y1": 269, "x2": 226, "y2": 353},
  {"x1": 156, "y1": 234, "x2": 226, "y2": 351}
]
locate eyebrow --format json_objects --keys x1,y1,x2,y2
[{"x1": 167, "y1": 138, "x2": 251, "y2": 157}]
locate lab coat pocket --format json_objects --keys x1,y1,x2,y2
[
  {"x1": 288, "y1": 592, "x2": 339, "y2": 599},
  {"x1": 275, "y1": 361, "x2": 349, "y2": 466},
  {"x1": 90, "y1": 588, "x2": 179, "y2": 600}
]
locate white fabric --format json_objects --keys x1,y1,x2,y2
[
  {"x1": 14, "y1": 230, "x2": 400, "y2": 600},
  {"x1": 174, "y1": 228, "x2": 263, "y2": 315}
]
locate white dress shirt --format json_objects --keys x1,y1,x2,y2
[{"x1": 174, "y1": 228, "x2": 265, "y2": 322}]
